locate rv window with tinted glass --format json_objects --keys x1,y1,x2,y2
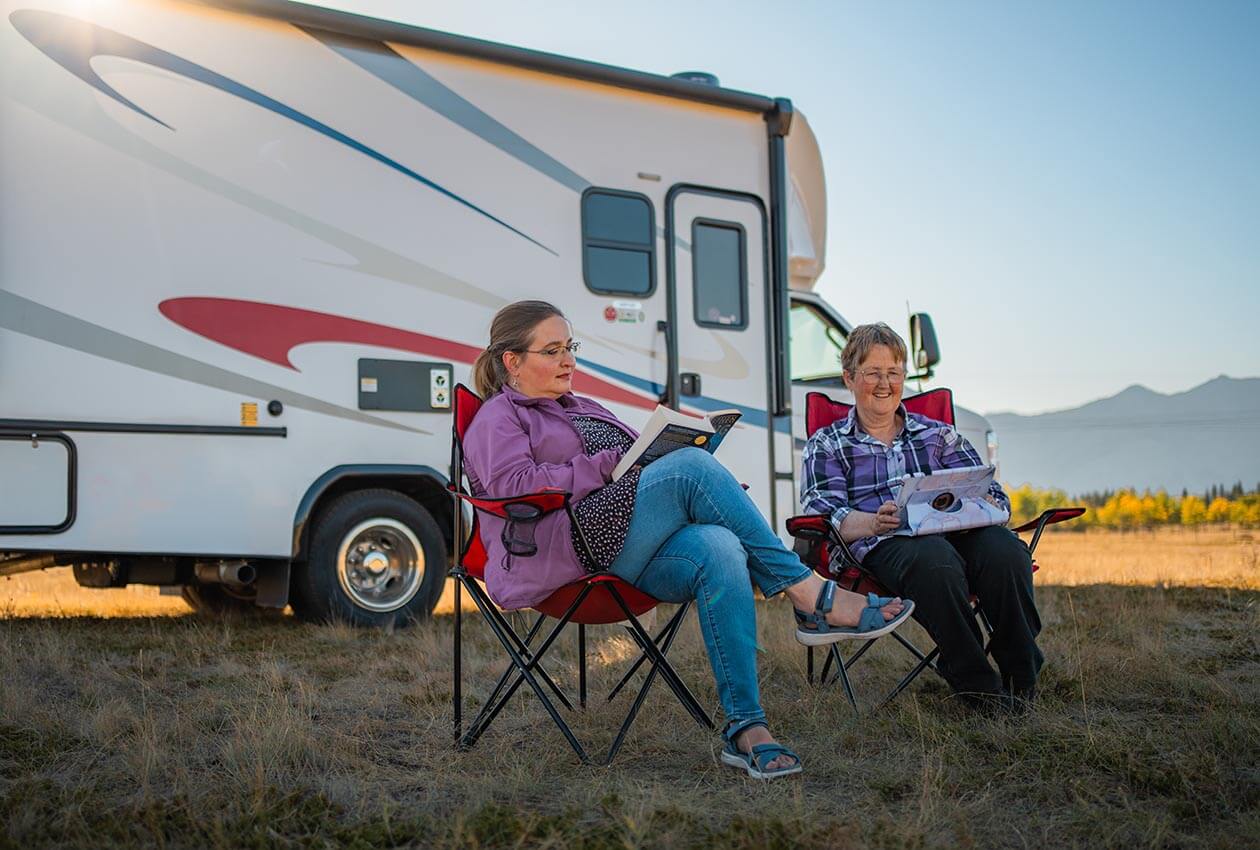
[
  {"x1": 692, "y1": 220, "x2": 746, "y2": 329},
  {"x1": 582, "y1": 190, "x2": 655, "y2": 295}
]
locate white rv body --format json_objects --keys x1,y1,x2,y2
[{"x1": 0, "y1": 0, "x2": 994, "y2": 620}]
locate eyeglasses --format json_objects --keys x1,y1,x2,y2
[
  {"x1": 855, "y1": 368, "x2": 906, "y2": 386},
  {"x1": 520, "y1": 342, "x2": 581, "y2": 359}
]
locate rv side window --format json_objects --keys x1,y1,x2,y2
[
  {"x1": 692, "y1": 220, "x2": 747, "y2": 330},
  {"x1": 789, "y1": 302, "x2": 847, "y2": 381},
  {"x1": 582, "y1": 190, "x2": 655, "y2": 295}
]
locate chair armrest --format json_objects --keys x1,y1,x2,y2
[
  {"x1": 450, "y1": 487, "x2": 602, "y2": 569},
  {"x1": 786, "y1": 514, "x2": 830, "y2": 540},
  {"x1": 450, "y1": 488, "x2": 571, "y2": 520},
  {"x1": 1012, "y1": 507, "x2": 1086, "y2": 555},
  {"x1": 785, "y1": 513, "x2": 862, "y2": 575}
]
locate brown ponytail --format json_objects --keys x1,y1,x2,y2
[{"x1": 473, "y1": 300, "x2": 566, "y2": 398}]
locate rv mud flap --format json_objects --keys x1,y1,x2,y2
[
  {"x1": 254, "y1": 559, "x2": 291, "y2": 609},
  {"x1": 0, "y1": 431, "x2": 75, "y2": 534}
]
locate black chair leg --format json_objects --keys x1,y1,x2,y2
[
  {"x1": 878, "y1": 645, "x2": 940, "y2": 709},
  {"x1": 645, "y1": 603, "x2": 711, "y2": 729},
  {"x1": 807, "y1": 645, "x2": 815, "y2": 684},
  {"x1": 832, "y1": 646, "x2": 859, "y2": 711},
  {"x1": 460, "y1": 585, "x2": 587, "y2": 748},
  {"x1": 578, "y1": 623, "x2": 587, "y2": 709},
  {"x1": 839, "y1": 638, "x2": 877, "y2": 675},
  {"x1": 607, "y1": 591, "x2": 713, "y2": 731},
  {"x1": 461, "y1": 584, "x2": 594, "y2": 762},
  {"x1": 607, "y1": 605, "x2": 681, "y2": 702},
  {"x1": 480, "y1": 606, "x2": 574, "y2": 713},
  {"x1": 453, "y1": 576, "x2": 462, "y2": 743},
  {"x1": 618, "y1": 604, "x2": 710, "y2": 729}
]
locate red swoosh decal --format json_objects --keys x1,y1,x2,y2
[{"x1": 159, "y1": 297, "x2": 654, "y2": 410}]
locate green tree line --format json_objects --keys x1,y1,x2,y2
[{"x1": 1005, "y1": 481, "x2": 1260, "y2": 529}]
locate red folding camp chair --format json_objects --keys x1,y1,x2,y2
[
  {"x1": 785, "y1": 388, "x2": 1084, "y2": 710},
  {"x1": 449, "y1": 384, "x2": 714, "y2": 764}
]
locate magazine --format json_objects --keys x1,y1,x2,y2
[
  {"x1": 611, "y1": 405, "x2": 742, "y2": 480},
  {"x1": 891, "y1": 465, "x2": 1009, "y2": 536}
]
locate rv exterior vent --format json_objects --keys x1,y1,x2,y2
[{"x1": 671, "y1": 71, "x2": 720, "y2": 87}]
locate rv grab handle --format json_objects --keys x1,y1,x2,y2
[{"x1": 656, "y1": 320, "x2": 672, "y2": 405}]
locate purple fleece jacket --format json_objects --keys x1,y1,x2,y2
[{"x1": 462, "y1": 386, "x2": 638, "y2": 610}]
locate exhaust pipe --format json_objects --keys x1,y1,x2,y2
[
  {"x1": 0, "y1": 553, "x2": 58, "y2": 577},
  {"x1": 194, "y1": 560, "x2": 258, "y2": 589}
]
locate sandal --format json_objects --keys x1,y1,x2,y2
[
  {"x1": 719, "y1": 721, "x2": 802, "y2": 780},
  {"x1": 794, "y1": 581, "x2": 916, "y2": 645}
]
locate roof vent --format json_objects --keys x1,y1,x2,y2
[{"x1": 671, "y1": 71, "x2": 720, "y2": 87}]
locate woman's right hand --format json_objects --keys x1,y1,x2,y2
[{"x1": 840, "y1": 502, "x2": 901, "y2": 541}]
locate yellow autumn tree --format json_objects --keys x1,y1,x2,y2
[
  {"x1": 1206, "y1": 497, "x2": 1232, "y2": 523},
  {"x1": 1180, "y1": 495, "x2": 1208, "y2": 527}
]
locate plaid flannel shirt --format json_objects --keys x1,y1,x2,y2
[{"x1": 799, "y1": 405, "x2": 1010, "y2": 567}]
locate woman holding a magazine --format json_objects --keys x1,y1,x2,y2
[
  {"x1": 463, "y1": 301, "x2": 915, "y2": 780},
  {"x1": 799, "y1": 323, "x2": 1040, "y2": 714}
]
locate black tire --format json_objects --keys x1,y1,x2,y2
[
  {"x1": 181, "y1": 582, "x2": 262, "y2": 616},
  {"x1": 289, "y1": 488, "x2": 447, "y2": 627}
]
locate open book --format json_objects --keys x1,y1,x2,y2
[{"x1": 611, "y1": 405, "x2": 742, "y2": 481}]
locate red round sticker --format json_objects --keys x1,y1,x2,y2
[{"x1": 603, "y1": 306, "x2": 618, "y2": 322}]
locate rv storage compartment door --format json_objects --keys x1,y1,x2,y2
[{"x1": 0, "y1": 433, "x2": 75, "y2": 533}]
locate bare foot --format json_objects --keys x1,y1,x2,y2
[{"x1": 736, "y1": 726, "x2": 796, "y2": 772}]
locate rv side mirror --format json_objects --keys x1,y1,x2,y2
[{"x1": 909, "y1": 313, "x2": 940, "y2": 375}]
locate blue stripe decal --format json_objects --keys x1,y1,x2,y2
[
  {"x1": 9, "y1": 9, "x2": 554, "y2": 255},
  {"x1": 302, "y1": 26, "x2": 591, "y2": 194},
  {"x1": 578, "y1": 357, "x2": 771, "y2": 429}
]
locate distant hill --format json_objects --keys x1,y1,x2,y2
[{"x1": 987, "y1": 376, "x2": 1260, "y2": 495}]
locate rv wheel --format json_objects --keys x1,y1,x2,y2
[{"x1": 291, "y1": 488, "x2": 446, "y2": 627}]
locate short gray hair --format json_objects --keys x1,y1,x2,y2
[{"x1": 841, "y1": 323, "x2": 908, "y2": 376}]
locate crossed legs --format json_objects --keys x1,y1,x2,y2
[{"x1": 609, "y1": 448, "x2": 904, "y2": 767}]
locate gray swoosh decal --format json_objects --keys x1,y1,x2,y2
[
  {"x1": 0, "y1": 292, "x2": 426, "y2": 435},
  {"x1": 9, "y1": 9, "x2": 554, "y2": 254},
  {"x1": 302, "y1": 25, "x2": 590, "y2": 194},
  {"x1": 4, "y1": 75, "x2": 506, "y2": 311}
]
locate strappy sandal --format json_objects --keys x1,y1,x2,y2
[
  {"x1": 793, "y1": 581, "x2": 916, "y2": 646},
  {"x1": 719, "y1": 720, "x2": 802, "y2": 780}
]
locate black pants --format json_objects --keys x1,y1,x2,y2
[{"x1": 863, "y1": 525, "x2": 1042, "y2": 696}]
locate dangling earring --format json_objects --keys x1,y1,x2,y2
[{"x1": 510, "y1": 374, "x2": 519, "y2": 390}]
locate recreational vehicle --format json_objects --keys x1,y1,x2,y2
[{"x1": 0, "y1": 0, "x2": 997, "y2": 625}]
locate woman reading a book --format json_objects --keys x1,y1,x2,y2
[
  {"x1": 463, "y1": 301, "x2": 914, "y2": 779},
  {"x1": 799, "y1": 322, "x2": 1038, "y2": 713}
]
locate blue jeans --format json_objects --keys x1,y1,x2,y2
[{"x1": 608, "y1": 448, "x2": 812, "y2": 731}]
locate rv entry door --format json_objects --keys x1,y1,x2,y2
[{"x1": 667, "y1": 189, "x2": 777, "y2": 522}]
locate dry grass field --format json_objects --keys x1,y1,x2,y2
[{"x1": 2, "y1": 527, "x2": 1257, "y2": 849}]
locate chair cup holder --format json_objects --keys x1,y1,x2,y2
[{"x1": 501, "y1": 501, "x2": 544, "y2": 558}]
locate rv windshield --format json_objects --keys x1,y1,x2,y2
[{"x1": 790, "y1": 302, "x2": 847, "y2": 381}]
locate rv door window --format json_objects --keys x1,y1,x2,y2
[
  {"x1": 790, "y1": 302, "x2": 847, "y2": 381},
  {"x1": 582, "y1": 189, "x2": 655, "y2": 295},
  {"x1": 691, "y1": 220, "x2": 747, "y2": 329}
]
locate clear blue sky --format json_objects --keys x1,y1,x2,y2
[{"x1": 316, "y1": 0, "x2": 1259, "y2": 415}]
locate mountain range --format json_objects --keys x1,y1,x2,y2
[{"x1": 986, "y1": 375, "x2": 1260, "y2": 495}]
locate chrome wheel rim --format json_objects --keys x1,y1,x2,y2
[{"x1": 335, "y1": 518, "x2": 424, "y2": 613}]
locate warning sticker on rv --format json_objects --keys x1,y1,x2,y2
[
  {"x1": 240, "y1": 402, "x2": 258, "y2": 427},
  {"x1": 605, "y1": 301, "x2": 645, "y2": 323}
]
